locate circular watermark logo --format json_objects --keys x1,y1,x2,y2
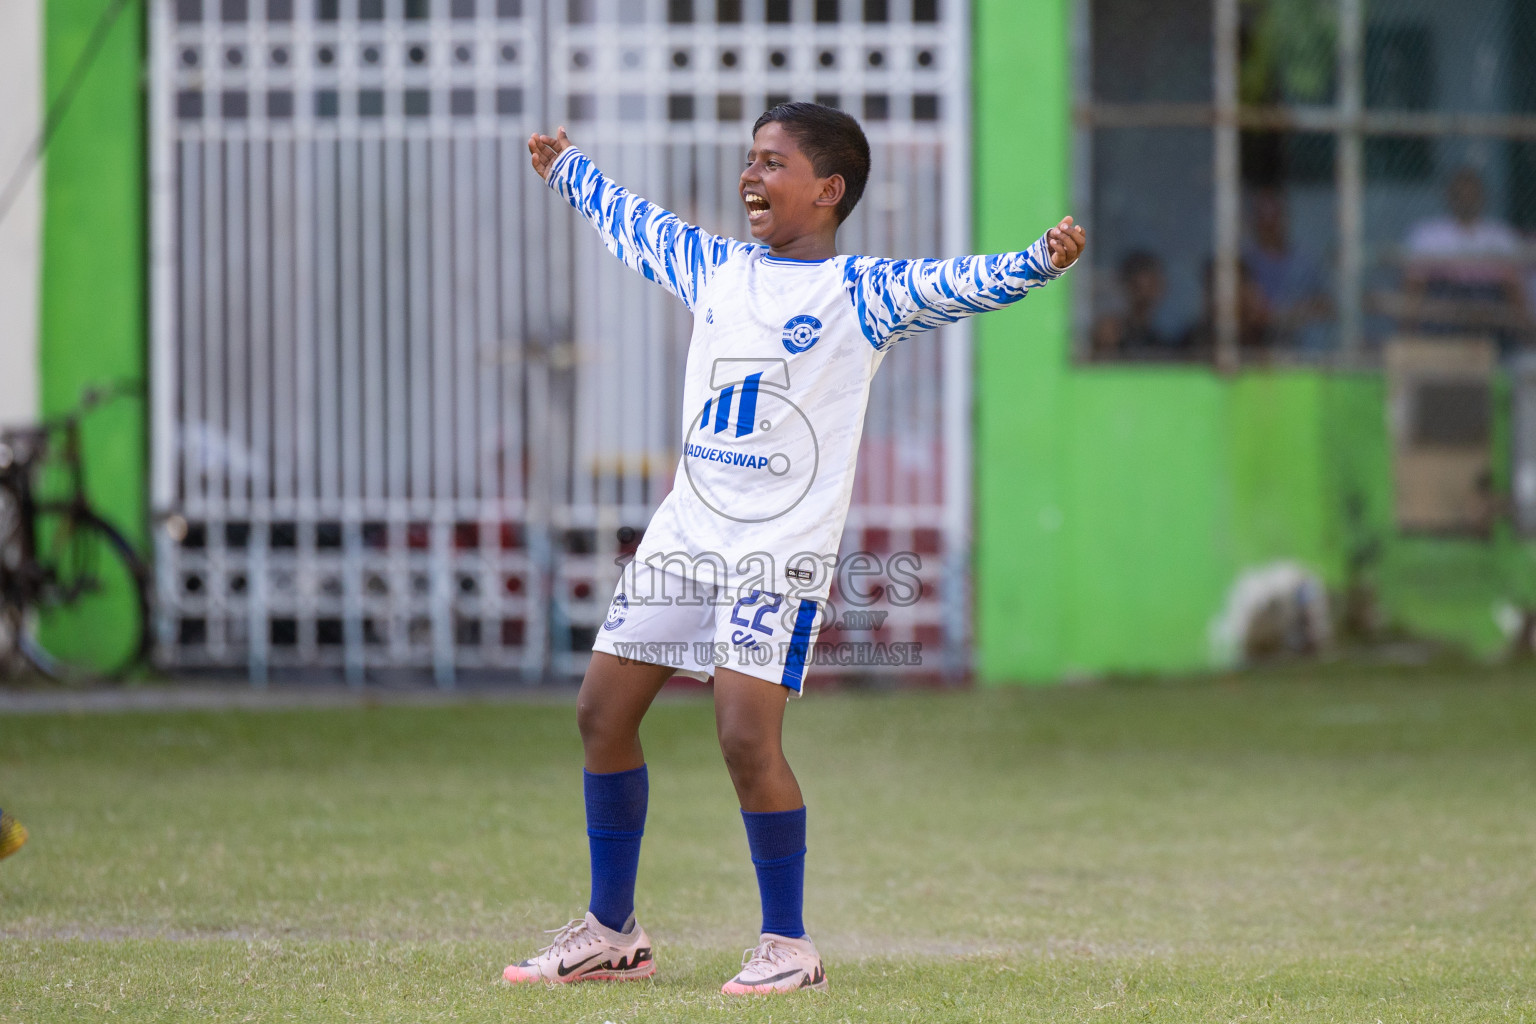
[{"x1": 684, "y1": 389, "x2": 819, "y2": 524}]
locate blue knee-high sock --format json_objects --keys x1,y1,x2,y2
[
  {"x1": 585, "y1": 765, "x2": 648, "y2": 932},
  {"x1": 741, "y1": 806, "x2": 807, "y2": 939}
]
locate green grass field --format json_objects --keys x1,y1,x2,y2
[{"x1": 2, "y1": 667, "x2": 1535, "y2": 1022}]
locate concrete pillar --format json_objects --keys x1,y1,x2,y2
[{"x1": 0, "y1": 0, "x2": 42, "y2": 424}]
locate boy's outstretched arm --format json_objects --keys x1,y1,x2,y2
[
  {"x1": 843, "y1": 217, "x2": 1087, "y2": 350},
  {"x1": 528, "y1": 127, "x2": 752, "y2": 312}
]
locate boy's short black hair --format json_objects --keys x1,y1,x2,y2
[{"x1": 752, "y1": 102, "x2": 871, "y2": 224}]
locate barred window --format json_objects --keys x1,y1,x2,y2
[{"x1": 1079, "y1": 0, "x2": 1536, "y2": 367}]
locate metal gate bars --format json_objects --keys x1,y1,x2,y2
[{"x1": 149, "y1": 0, "x2": 971, "y2": 685}]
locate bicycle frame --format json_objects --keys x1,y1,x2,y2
[
  {"x1": 0, "y1": 382, "x2": 152, "y2": 680},
  {"x1": 0, "y1": 429, "x2": 47, "y2": 609}
]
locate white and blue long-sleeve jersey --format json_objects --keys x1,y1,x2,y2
[{"x1": 548, "y1": 146, "x2": 1070, "y2": 601}]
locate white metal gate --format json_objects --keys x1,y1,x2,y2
[{"x1": 149, "y1": 0, "x2": 971, "y2": 685}]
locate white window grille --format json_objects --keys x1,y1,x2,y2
[
  {"x1": 150, "y1": 0, "x2": 971, "y2": 685},
  {"x1": 1076, "y1": 0, "x2": 1536, "y2": 369}
]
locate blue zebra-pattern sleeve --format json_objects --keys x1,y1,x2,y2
[
  {"x1": 546, "y1": 146, "x2": 756, "y2": 312},
  {"x1": 841, "y1": 235, "x2": 1072, "y2": 350}
]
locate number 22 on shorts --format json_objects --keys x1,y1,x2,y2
[{"x1": 729, "y1": 591, "x2": 781, "y2": 647}]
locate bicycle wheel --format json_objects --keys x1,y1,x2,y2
[
  {"x1": 0, "y1": 489, "x2": 30, "y2": 673},
  {"x1": 21, "y1": 508, "x2": 151, "y2": 681}
]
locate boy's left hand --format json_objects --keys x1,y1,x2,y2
[
  {"x1": 528, "y1": 127, "x2": 575, "y2": 180},
  {"x1": 1046, "y1": 217, "x2": 1087, "y2": 270}
]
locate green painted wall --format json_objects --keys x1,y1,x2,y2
[
  {"x1": 40, "y1": 0, "x2": 147, "y2": 662},
  {"x1": 972, "y1": 0, "x2": 1534, "y2": 683},
  {"x1": 972, "y1": 0, "x2": 1075, "y2": 680}
]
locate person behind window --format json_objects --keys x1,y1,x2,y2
[
  {"x1": 1244, "y1": 187, "x2": 1333, "y2": 351},
  {"x1": 1091, "y1": 250, "x2": 1176, "y2": 361},
  {"x1": 1179, "y1": 257, "x2": 1274, "y2": 361},
  {"x1": 1402, "y1": 166, "x2": 1530, "y2": 352}
]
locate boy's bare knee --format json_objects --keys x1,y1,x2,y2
[
  {"x1": 717, "y1": 726, "x2": 778, "y2": 781},
  {"x1": 576, "y1": 699, "x2": 601, "y2": 743},
  {"x1": 577, "y1": 699, "x2": 628, "y2": 751}
]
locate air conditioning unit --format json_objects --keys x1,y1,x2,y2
[
  {"x1": 1514, "y1": 352, "x2": 1536, "y2": 536},
  {"x1": 1385, "y1": 337, "x2": 1496, "y2": 535}
]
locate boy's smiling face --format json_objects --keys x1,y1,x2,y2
[{"x1": 740, "y1": 121, "x2": 845, "y2": 257}]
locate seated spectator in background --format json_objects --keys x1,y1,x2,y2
[
  {"x1": 1403, "y1": 166, "x2": 1531, "y2": 351},
  {"x1": 1244, "y1": 187, "x2": 1333, "y2": 351},
  {"x1": 1091, "y1": 250, "x2": 1177, "y2": 360},
  {"x1": 1180, "y1": 258, "x2": 1273, "y2": 361}
]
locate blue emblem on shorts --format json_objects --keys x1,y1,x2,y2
[
  {"x1": 781, "y1": 315, "x2": 823, "y2": 354},
  {"x1": 603, "y1": 593, "x2": 628, "y2": 631}
]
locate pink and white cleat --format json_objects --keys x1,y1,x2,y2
[
  {"x1": 502, "y1": 912, "x2": 655, "y2": 985},
  {"x1": 720, "y1": 933, "x2": 828, "y2": 995}
]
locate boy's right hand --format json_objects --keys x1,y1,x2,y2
[{"x1": 528, "y1": 127, "x2": 574, "y2": 180}]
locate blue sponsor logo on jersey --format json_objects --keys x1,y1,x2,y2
[
  {"x1": 603, "y1": 593, "x2": 628, "y2": 631},
  {"x1": 781, "y1": 314, "x2": 823, "y2": 354},
  {"x1": 684, "y1": 358, "x2": 816, "y2": 523},
  {"x1": 699, "y1": 372, "x2": 762, "y2": 438}
]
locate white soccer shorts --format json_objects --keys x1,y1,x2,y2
[{"x1": 590, "y1": 560, "x2": 826, "y2": 693}]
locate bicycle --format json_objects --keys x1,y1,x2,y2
[{"x1": 0, "y1": 384, "x2": 151, "y2": 681}]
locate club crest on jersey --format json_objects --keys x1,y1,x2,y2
[
  {"x1": 603, "y1": 593, "x2": 628, "y2": 631},
  {"x1": 781, "y1": 314, "x2": 823, "y2": 354}
]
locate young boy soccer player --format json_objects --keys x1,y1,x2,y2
[{"x1": 505, "y1": 103, "x2": 1085, "y2": 995}]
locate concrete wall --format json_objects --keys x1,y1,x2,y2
[
  {"x1": 0, "y1": 0, "x2": 42, "y2": 425},
  {"x1": 971, "y1": 0, "x2": 1536, "y2": 682},
  {"x1": 41, "y1": 0, "x2": 146, "y2": 516},
  {"x1": 31, "y1": 0, "x2": 1531, "y2": 678},
  {"x1": 37, "y1": 0, "x2": 147, "y2": 664}
]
